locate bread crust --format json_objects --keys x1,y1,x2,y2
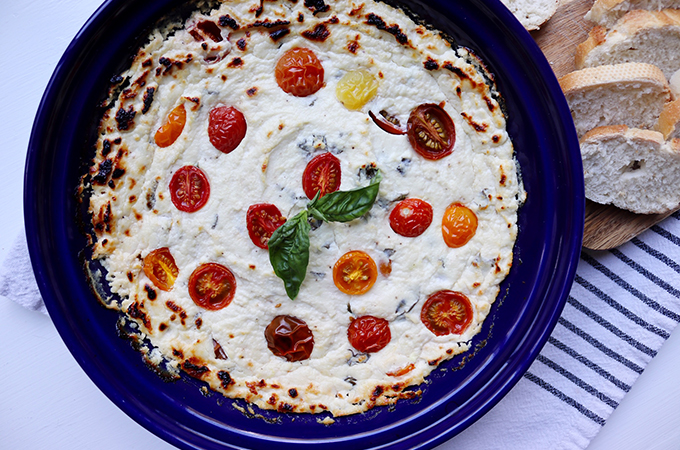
[
  {"x1": 559, "y1": 62, "x2": 669, "y2": 93},
  {"x1": 658, "y1": 98, "x2": 680, "y2": 139},
  {"x1": 585, "y1": 0, "x2": 680, "y2": 27}
]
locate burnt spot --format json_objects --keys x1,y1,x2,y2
[
  {"x1": 326, "y1": 16, "x2": 339, "y2": 24},
  {"x1": 166, "y1": 300, "x2": 181, "y2": 313},
  {"x1": 428, "y1": 359, "x2": 440, "y2": 366},
  {"x1": 237, "y1": 38, "x2": 247, "y2": 51},
  {"x1": 112, "y1": 167, "x2": 125, "y2": 179},
  {"x1": 159, "y1": 323, "x2": 168, "y2": 332},
  {"x1": 365, "y1": 13, "x2": 408, "y2": 45},
  {"x1": 347, "y1": 37, "x2": 360, "y2": 53},
  {"x1": 113, "y1": 137, "x2": 121, "y2": 144},
  {"x1": 108, "y1": 180, "x2": 115, "y2": 189},
  {"x1": 446, "y1": 348, "x2": 453, "y2": 354},
  {"x1": 228, "y1": 57, "x2": 243, "y2": 68},
  {"x1": 304, "y1": 0, "x2": 330, "y2": 14},
  {"x1": 110, "y1": 74, "x2": 124, "y2": 84},
  {"x1": 183, "y1": 358, "x2": 210, "y2": 378},
  {"x1": 115, "y1": 106, "x2": 136, "y2": 131},
  {"x1": 142, "y1": 87, "x2": 156, "y2": 114},
  {"x1": 492, "y1": 135, "x2": 501, "y2": 144},
  {"x1": 132, "y1": 70, "x2": 149, "y2": 87},
  {"x1": 372, "y1": 385, "x2": 384, "y2": 398},
  {"x1": 172, "y1": 348, "x2": 184, "y2": 358},
  {"x1": 127, "y1": 272, "x2": 134, "y2": 281},
  {"x1": 218, "y1": 370, "x2": 233, "y2": 388},
  {"x1": 142, "y1": 58, "x2": 152, "y2": 67},
  {"x1": 127, "y1": 301, "x2": 151, "y2": 329},
  {"x1": 484, "y1": 96, "x2": 496, "y2": 112},
  {"x1": 267, "y1": 394, "x2": 278, "y2": 405},
  {"x1": 144, "y1": 284, "x2": 157, "y2": 300},
  {"x1": 456, "y1": 86, "x2": 462, "y2": 96},
  {"x1": 92, "y1": 159, "x2": 113, "y2": 185},
  {"x1": 424, "y1": 57, "x2": 439, "y2": 70},
  {"x1": 246, "y1": 87, "x2": 258, "y2": 97},
  {"x1": 253, "y1": 0, "x2": 265, "y2": 17},
  {"x1": 250, "y1": 19, "x2": 291, "y2": 29},
  {"x1": 443, "y1": 62, "x2": 470, "y2": 81},
  {"x1": 278, "y1": 403, "x2": 294, "y2": 413},
  {"x1": 461, "y1": 112, "x2": 488, "y2": 132},
  {"x1": 195, "y1": 317, "x2": 202, "y2": 329},
  {"x1": 288, "y1": 388, "x2": 298, "y2": 398},
  {"x1": 101, "y1": 139, "x2": 112, "y2": 156},
  {"x1": 302, "y1": 23, "x2": 330, "y2": 42},
  {"x1": 94, "y1": 202, "x2": 113, "y2": 233},
  {"x1": 297, "y1": 12, "x2": 305, "y2": 22},
  {"x1": 269, "y1": 27, "x2": 290, "y2": 41},
  {"x1": 219, "y1": 14, "x2": 240, "y2": 30}
]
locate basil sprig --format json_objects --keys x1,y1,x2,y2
[{"x1": 268, "y1": 170, "x2": 382, "y2": 300}]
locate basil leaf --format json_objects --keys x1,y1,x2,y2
[
  {"x1": 308, "y1": 170, "x2": 382, "y2": 223},
  {"x1": 268, "y1": 210, "x2": 311, "y2": 300}
]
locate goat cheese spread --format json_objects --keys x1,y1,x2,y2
[{"x1": 82, "y1": 0, "x2": 524, "y2": 416}]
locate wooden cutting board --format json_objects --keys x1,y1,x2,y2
[{"x1": 531, "y1": 0, "x2": 680, "y2": 250}]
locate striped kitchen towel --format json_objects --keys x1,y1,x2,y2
[{"x1": 441, "y1": 211, "x2": 680, "y2": 449}]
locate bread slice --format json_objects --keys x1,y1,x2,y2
[
  {"x1": 581, "y1": 125, "x2": 680, "y2": 214},
  {"x1": 575, "y1": 9, "x2": 680, "y2": 79},
  {"x1": 658, "y1": 98, "x2": 680, "y2": 139},
  {"x1": 498, "y1": 0, "x2": 559, "y2": 30},
  {"x1": 585, "y1": 0, "x2": 680, "y2": 28},
  {"x1": 559, "y1": 63, "x2": 670, "y2": 138}
]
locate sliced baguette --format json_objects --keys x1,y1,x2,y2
[
  {"x1": 498, "y1": 0, "x2": 559, "y2": 30},
  {"x1": 559, "y1": 63, "x2": 670, "y2": 138},
  {"x1": 581, "y1": 125, "x2": 680, "y2": 214},
  {"x1": 585, "y1": 0, "x2": 680, "y2": 28},
  {"x1": 575, "y1": 9, "x2": 680, "y2": 79},
  {"x1": 658, "y1": 98, "x2": 680, "y2": 139}
]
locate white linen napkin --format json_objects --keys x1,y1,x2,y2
[{"x1": 2, "y1": 212, "x2": 680, "y2": 449}]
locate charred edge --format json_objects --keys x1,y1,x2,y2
[
  {"x1": 269, "y1": 27, "x2": 290, "y2": 41},
  {"x1": 183, "y1": 359, "x2": 210, "y2": 378},
  {"x1": 443, "y1": 62, "x2": 470, "y2": 81},
  {"x1": 128, "y1": 301, "x2": 151, "y2": 329},
  {"x1": 424, "y1": 57, "x2": 439, "y2": 70},
  {"x1": 218, "y1": 371, "x2": 233, "y2": 389},
  {"x1": 365, "y1": 13, "x2": 408, "y2": 45},
  {"x1": 142, "y1": 87, "x2": 156, "y2": 114},
  {"x1": 372, "y1": 385, "x2": 384, "y2": 399},
  {"x1": 219, "y1": 14, "x2": 240, "y2": 30},
  {"x1": 304, "y1": 0, "x2": 330, "y2": 15},
  {"x1": 278, "y1": 403, "x2": 294, "y2": 413},
  {"x1": 92, "y1": 159, "x2": 113, "y2": 185},
  {"x1": 484, "y1": 96, "x2": 496, "y2": 112},
  {"x1": 115, "y1": 106, "x2": 136, "y2": 131},
  {"x1": 144, "y1": 284, "x2": 157, "y2": 300},
  {"x1": 302, "y1": 23, "x2": 330, "y2": 42}
]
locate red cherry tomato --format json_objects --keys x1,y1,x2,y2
[
  {"x1": 188, "y1": 263, "x2": 236, "y2": 310},
  {"x1": 208, "y1": 106, "x2": 247, "y2": 154},
  {"x1": 421, "y1": 290, "x2": 473, "y2": 336},
  {"x1": 348, "y1": 316, "x2": 391, "y2": 353},
  {"x1": 155, "y1": 104, "x2": 186, "y2": 148},
  {"x1": 275, "y1": 47, "x2": 324, "y2": 97},
  {"x1": 333, "y1": 251, "x2": 377, "y2": 295},
  {"x1": 143, "y1": 247, "x2": 179, "y2": 291},
  {"x1": 407, "y1": 103, "x2": 455, "y2": 160},
  {"x1": 302, "y1": 152, "x2": 341, "y2": 199},
  {"x1": 442, "y1": 203, "x2": 478, "y2": 248},
  {"x1": 264, "y1": 315, "x2": 315, "y2": 362},
  {"x1": 246, "y1": 203, "x2": 286, "y2": 249},
  {"x1": 169, "y1": 166, "x2": 210, "y2": 212},
  {"x1": 369, "y1": 110, "x2": 406, "y2": 135},
  {"x1": 389, "y1": 198, "x2": 433, "y2": 237}
]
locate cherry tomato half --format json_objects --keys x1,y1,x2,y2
[
  {"x1": 275, "y1": 47, "x2": 324, "y2": 97},
  {"x1": 389, "y1": 198, "x2": 433, "y2": 237},
  {"x1": 265, "y1": 315, "x2": 314, "y2": 362},
  {"x1": 246, "y1": 203, "x2": 286, "y2": 249},
  {"x1": 155, "y1": 104, "x2": 187, "y2": 148},
  {"x1": 169, "y1": 166, "x2": 210, "y2": 212},
  {"x1": 188, "y1": 263, "x2": 236, "y2": 310},
  {"x1": 333, "y1": 251, "x2": 377, "y2": 295},
  {"x1": 369, "y1": 110, "x2": 406, "y2": 135},
  {"x1": 421, "y1": 290, "x2": 473, "y2": 336},
  {"x1": 407, "y1": 103, "x2": 455, "y2": 160},
  {"x1": 302, "y1": 152, "x2": 341, "y2": 199},
  {"x1": 348, "y1": 316, "x2": 391, "y2": 353},
  {"x1": 143, "y1": 247, "x2": 179, "y2": 291},
  {"x1": 208, "y1": 106, "x2": 247, "y2": 154},
  {"x1": 442, "y1": 203, "x2": 478, "y2": 248}
]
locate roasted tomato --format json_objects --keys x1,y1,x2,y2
[
  {"x1": 188, "y1": 263, "x2": 236, "y2": 310},
  {"x1": 421, "y1": 290, "x2": 473, "y2": 336},
  {"x1": 275, "y1": 47, "x2": 324, "y2": 97},
  {"x1": 265, "y1": 315, "x2": 314, "y2": 362},
  {"x1": 389, "y1": 198, "x2": 433, "y2": 237},
  {"x1": 348, "y1": 316, "x2": 391, "y2": 353},
  {"x1": 155, "y1": 104, "x2": 186, "y2": 148},
  {"x1": 333, "y1": 250, "x2": 377, "y2": 295},
  {"x1": 246, "y1": 203, "x2": 286, "y2": 249},
  {"x1": 169, "y1": 166, "x2": 210, "y2": 212},
  {"x1": 302, "y1": 152, "x2": 341, "y2": 199},
  {"x1": 369, "y1": 110, "x2": 406, "y2": 135},
  {"x1": 407, "y1": 103, "x2": 455, "y2": 160},
  {"x1": 442, "y1": 203, "x2": 478, "y2": 248},
  {"x1": 142, "y1": 247, "x2": 179, "y2": 291},
  {"x1": 336, "y1": 70, "x2": 378, "y2": 110},
  {"x1": 208, "y1": 105, "x2": 247, "y2": 154}
]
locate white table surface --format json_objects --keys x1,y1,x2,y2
[{"x1": 2, "y1": 0, "x2": 680, "y2": 449}]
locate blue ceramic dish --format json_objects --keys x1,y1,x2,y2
[{"x1": 25, "y1": 0, "x2": 583, "y2": 448}]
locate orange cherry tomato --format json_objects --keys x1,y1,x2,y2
[
  {"x1": 264, "y1": 315, "x2": 314, "y2": 362},
  {"x1": 441, "y1": 203, "x2": 478, "y2": 248},
  {"x1": 246, "y1": 203, "x2": 286, "y2": 249},
  {"x1": 188, "y1": 263, "x2": 236, "y2": 310},
  {"x1": 154, "y1": 104, "x2": 186, "y2": 148},
  {"x1": 302, "y1": 152, "x2": 341, "y2": 199},
  {"x1": 389, "y1": 198, "x2": 433, "y2": 237},
  {"x1": 143, "y1": 247, "x2": 179, "y2": 291},
  {"x1": 348, "y1": 316, "x2": 391, "y2": 353},
  {"x1": 333, "y1": 251, "x2": 377, "y2": 295},
  {"x1": 169, "y1": 166, "x2": 210, "y2": 212},
  {"x1": 208, "y1": 106, "x2": 247, "y2": 154},
  {"x1": 275, "y1": 47, "x2": 324, "y2": 97},
  {"x1": 421, "y1": 290, "x2": 473, "y2": 336},
  {"x1": 407, "y1": 103, "x2": 455, "y2": 160}
]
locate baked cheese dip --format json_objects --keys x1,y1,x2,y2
[{"x1": 82, "y1": 0, "x2": 524, "y2": 417}]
